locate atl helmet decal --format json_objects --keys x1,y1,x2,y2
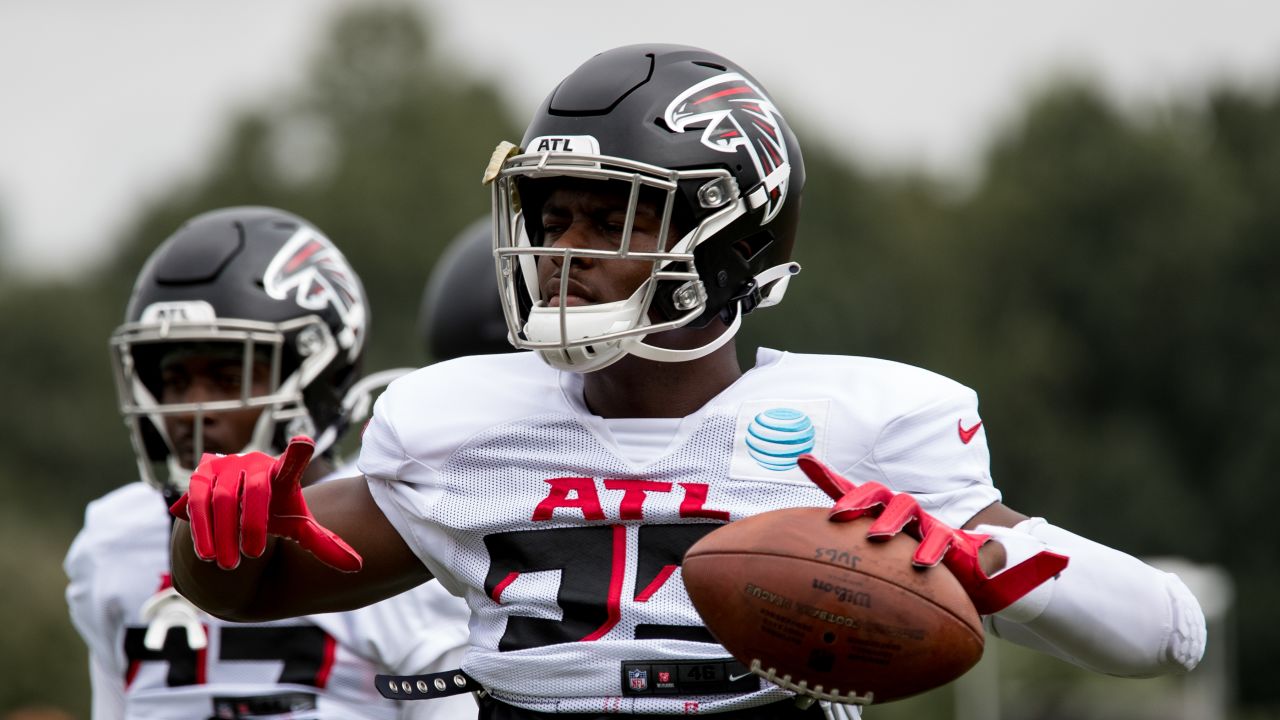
[
  {"x1": 664, "y1": 72, "x2": 790, "y2": 224},
  {"x1": 264, "y1": 227, "x2": 366, "y2": 353}
]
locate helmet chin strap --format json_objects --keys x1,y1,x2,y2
[
  {"x1": 626, "y1": 306, "x2": 742, "y2": 363},
  {"x1": 627, "y1": 262, "x2": 800, "y2": 364}
]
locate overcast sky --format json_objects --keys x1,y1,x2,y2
[{"x1": 3, "y1": 0, "x2": 1279, "y2": 278}]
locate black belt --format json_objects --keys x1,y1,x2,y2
[
  {"x1": 207, "y1": 691, "x2": 317, "y2": 719},
  {"x1": 378, "y1": 658, "x2": 764, "y2": 704},
  {"x1": 476, "y1": 694, "x2": 824, "y2": 719},
  {"x1": 375, "y1": 668, "x2": 481, "y2": 700}
]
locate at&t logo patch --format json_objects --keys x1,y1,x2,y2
[
  {"x1": 745, "y1": 408, "x2": 815, "y2": 471},
  {"x1": 729, "y1": 399, "x2": 829, "y2": 482}
]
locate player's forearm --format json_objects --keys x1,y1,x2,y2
[
  {"x1": 169, "y1": 518, "x2": 278, "y2": 621},
  {"x1": 169, "y1": 481, "x2": 436, "y2": 621},
  {"x1": 981, "y1": 518, "x2": 1206, "y2": 676}
]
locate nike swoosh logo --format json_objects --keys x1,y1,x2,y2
[
  {"x1": 728, "y1": 670, "x2": 755, "y2": 682},
  {"x1": 958, "y1": 419, "x2": 983, "y2": 444}
]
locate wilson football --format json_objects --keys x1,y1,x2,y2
[{"x1": 682, "y1": 508, "x2": 983, "y2": 704}]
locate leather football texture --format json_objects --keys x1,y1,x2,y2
[{"x1": 682, "y1": 509, "x2": 984, "y2": 704}]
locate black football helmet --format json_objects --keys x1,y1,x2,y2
[
  {"x1": 109, "y1": 207, "x2": 367, "y2": 494},
  {"x1": 419, "y1": 217, "x2": 515, "y2": 360},
  {"x1": 486, "y1": 44, "x2": 805, "y2": 372}
]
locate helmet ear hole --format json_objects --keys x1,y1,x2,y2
[{"x1": 737, "y1": 232, "x2": 774, "y2": 265}]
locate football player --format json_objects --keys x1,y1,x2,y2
[
  {"x1": 419, "y1": 217, "x2": 513, "y2": 360},
  {"x1": 65, "y1": 207, "x2": 476, "y2": 719},
  {"x1": 167, "y1": 47, "x2": 1207, "y2": 719}
]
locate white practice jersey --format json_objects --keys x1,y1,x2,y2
[
  {"x1": 65, "y1": 480, "x2": 475, "y2": 720},
  {"x1": 360, "y1": 348, "x2": 1001, "y2": 715}
]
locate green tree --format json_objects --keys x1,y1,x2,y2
[
  {"x1": 104, "y1": 4, "x2": 519, "y2": 374},
  {"x1": 760, "y1": 79, "x2": 1280, "y2": 714},
  {"x1": 0, "y1": 202, "x2": 10, "y2": 284}
]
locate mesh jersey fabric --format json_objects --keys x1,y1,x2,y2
[{"x1": 360, "y1": 348, "x2": 1000, "y2": 714}]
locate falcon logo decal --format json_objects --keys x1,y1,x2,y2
[
  {"x1": 264, "y1": 228, "x2": 366, "y2": 355},
  {"x1": 665, "y1": 72, "x2": 791, "y2": 223}
]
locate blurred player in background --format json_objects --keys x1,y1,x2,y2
[
  {"x1": 419, "y1": 217, "x2": 513, "y2": 361},
  {"x1": 168, "y1": 47, "x2": 1207, "y2": 719},
  {"x1": 65, "y1": 207, "x2": 476, "y2": 719}
]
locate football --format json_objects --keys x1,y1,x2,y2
[{"x1": 682, "y1": 508, "x2": 983, "y2": 704}]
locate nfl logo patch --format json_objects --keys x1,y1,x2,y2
[{"x1": 628, "y1": 668, "x2": 648, "y2": 691}]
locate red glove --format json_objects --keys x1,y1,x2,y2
[
  {"x1": 170, "y1": 436, "x2": 363, "y2": 573},
  {"x1": 797, "y1": 454, "x2": 1067, "y2": 615}
]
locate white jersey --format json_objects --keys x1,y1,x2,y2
[
  {"x1": 65, "y1": 480, "x2": 475, "y2": 720},
  {"x1": 360, "y1": 348, "x2": 1001, "y2": 715}
]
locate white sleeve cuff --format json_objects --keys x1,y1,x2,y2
[
  {"x1": 976, "y1": 517, "x2": 1207, "y2": 676},
  {"x1": 974, "y1": 517, "x2": 1057, "y2": 623}
]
